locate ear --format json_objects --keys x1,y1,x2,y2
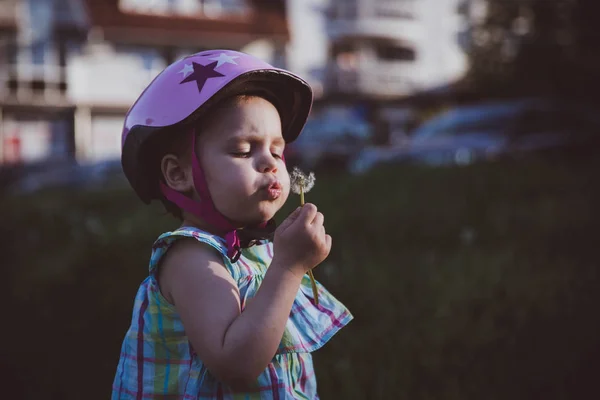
[{"x1": 161, "y1": 153, "x2": 194, "y2": 193}]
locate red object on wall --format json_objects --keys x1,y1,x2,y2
[{"x1": 3, "y1": 136, "x2": 22, "y2": 164}]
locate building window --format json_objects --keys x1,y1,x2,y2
[
  {"x1": 119, "y1": 0, "x2": 248, "y2": 16},
  {"x1": 375, "y1": 44, "x2": 416, "y2": 62},
  {"x1": 120, "y1": 0, "x2": 171, "y2": 14},
  {"x1": 1, "y1": 32, "x2": 19, "y2": 64},
  {"x1": 332, "y1": 42, "x2": 359, "y2": 70},
  {"x1": 338, "y1": 2, "x2": 358, "y2": 19},
  {"x1": 115, "y1": 45, "x2": 167, "y2": 72},
  {"x1": 1, "y1": 116, "x2": 71, "y2": 164},
  {"x1": 31, "y1": 42, "x2": 49, "y2": 65},
  {"x1": 26, "y1": 0, "x2": 55, "y2": 65},
  {"x1": 54, "y1": 0, "x2": 74, "y2": 24},
  {"x1": 62, "y1": 39, "x2": 83, "y2": 65},
  {"x1": 202, "y1": 0, "x2": 248, "y2": 17},
  {"x1": 374, "y1": 0, "x2": 416, "y2": 19}
]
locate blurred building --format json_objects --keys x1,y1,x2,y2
[
  {"x1": 285, "y1": 0, "x2": 329, "y2": 99},
  {"x1": 0, "y1": 0, "x2": 289, "y2": 165},
  {"x1": 324, "y1": 0, "x2": 467, "y2": 100},
  {"x1": 308, "y1": 0, "x2": 471, "y2": 148}
]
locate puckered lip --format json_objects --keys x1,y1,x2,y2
[{"x1": 261, "y1": 178, "x2": 282, "y2": 191}]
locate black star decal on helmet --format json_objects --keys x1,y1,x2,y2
[{"x1": 179, "y1": 61, "x2": 225, "y2": 93}]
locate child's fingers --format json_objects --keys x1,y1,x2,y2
[
  {"x1": 311, "y1": 212, "x2": 324, "y2": 228},
  {"x1": 298, "y1": 203, "x2": 318, "y2": 225},
  {"x1": 288, "y1": 206, "x2": 302, "y2": 221},
  {"x1": 278, "y1": 207, "x2": 302, "y2": 231}
]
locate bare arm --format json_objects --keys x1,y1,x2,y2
[{"x1": 159, "y1": 204, "x2": 331, "y2": 389}]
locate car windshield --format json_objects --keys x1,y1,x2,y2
[
  {"x1": 412, "y1": 102, "x2": 527, "y2": 143},
  {"x1": 297, "y1": 116, "x2": 371, "y2": 144}
]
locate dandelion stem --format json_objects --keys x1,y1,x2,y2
[
  {"x1": 291, "y1": 167, "x2": 319, "y2": 305},
  {"x1": 308, "y1": 270, "x2": 318, "y2": 306},
  {"x1": 300, "y1": 184, "x2": 318, "y2": 305}
]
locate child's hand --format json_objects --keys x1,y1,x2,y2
[{"x1": 272, "y1": 203, "x2": 332, "y2": 278}]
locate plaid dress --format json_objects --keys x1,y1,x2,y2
[{"x1": 112, "y1": 227, "x2": 353, "y2": 399}]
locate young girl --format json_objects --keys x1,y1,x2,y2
[{"x1": 112, "y1": 50, "x2": 353, "y2": 399}]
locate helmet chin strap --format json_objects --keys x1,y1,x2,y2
[{"x1": 159, "y1": 129, "x2": 268, "y2": 262}]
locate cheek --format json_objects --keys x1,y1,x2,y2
[
  {"x1": 279, "y1": 171, "x2": 291, "y2": 198},
  {"x1": 207, "y1": 168, "x2": 241, "y2": 195},
  {"x1": 198, "y1": 155, "x2": 232, "y2": 198},
  {"x1": 281, "y1": 171, "x2": 290, "y2": 189},
  {"x1": 203, "y1": 161, "x2": 255, "y2": 204}
]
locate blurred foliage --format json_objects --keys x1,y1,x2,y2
[
  {"x1": 462, "y1": 0, "x2": 600, "y2": 100},
  {"x1": 1, "y1": 153, "x2": 599, "y2": 399}
]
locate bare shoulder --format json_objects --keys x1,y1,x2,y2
[
  {"x1": 157, "y1": 237, "x2": 233, "y2": 305},
  {"x1": 156, "y1": 237, "x2": 244, "y2": 369},
  {"x1": 162, "y1": 237, "x2": 224, "y2": 267}
]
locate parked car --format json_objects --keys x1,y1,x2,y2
[
  {"x1": 349, "y1": 98, "x2": 600, "y2": 174},
  {"x1": 6, "y1": 159, "x2": 125, "y2": 194},
  {"x1": 286, "y1": 106, "x2": 372, "y2": 170}
]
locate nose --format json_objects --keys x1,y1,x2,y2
[{"x1": 258, "y1": 151, "x2": 278, "y2": 173}]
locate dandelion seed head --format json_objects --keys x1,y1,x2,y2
[{"x1": 290, "y1": 167, "x2": 316, "y2": 194}]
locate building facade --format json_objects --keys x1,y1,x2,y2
[
  {"x1": 324, "y1": 0, "x2": 468, "y2": 100},
  {"x1": 0, "y1": 0, "x2": 289, "y2": 165}
]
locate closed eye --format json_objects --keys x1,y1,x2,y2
[{"x1": 232, "y1": 151, "x2": 251, "y2": 158}]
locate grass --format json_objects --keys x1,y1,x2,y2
[{"x1": 1, "y1": 154, "x2": 598, "y2": 399}]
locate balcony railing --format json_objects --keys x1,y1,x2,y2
[
  {"x1": 373, "y1": 0, "x2": 416, "y2": 19},
  {"x1": 327, "y1": 15, "x2": 422, "y2": 42},
  {"x1": 119, "y1": 0, "x2": 249, "y2": 18},
  {"x1": 326, "y1": 62, "x2": 418, "y2": 98},
  {"x1": 327, "y1": 0, "x2": 417, "y2": 20},
  {"x1": 0, "y1": 63, "x2": 69, "y2": 105},
  {"x1": 327, "y1": 0, "x2": 359, "y2": 20}
]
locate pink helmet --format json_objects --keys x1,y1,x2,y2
[{"x1": 120, "y1": 50, "x2": 313, "y2": 261}]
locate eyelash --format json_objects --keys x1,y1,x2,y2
[{"x1": 232, "y1": 151, "x2": 282, "y2": 159}]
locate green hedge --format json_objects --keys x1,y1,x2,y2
[{"x1": 1, "y1": 155, "x2": 599, "y2": 399}]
